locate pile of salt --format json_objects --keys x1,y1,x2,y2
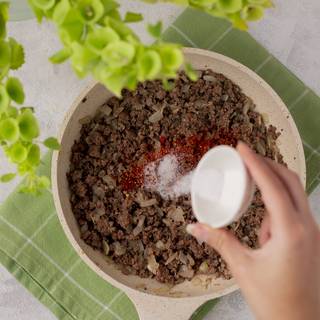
[
  {"x1": 144, "y1": 154, "x2": 193, "y2": 199},
  {"x1": 144, "y1": 153, "x2": 223, "y2": 201}
]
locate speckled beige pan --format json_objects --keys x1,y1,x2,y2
[{"x1": 51, "y1": 48, "x2": 306, "y2": 320}]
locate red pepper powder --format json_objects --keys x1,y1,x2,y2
[{"x1": 120, "y1": 129, "x2": 236, "y2": 191}]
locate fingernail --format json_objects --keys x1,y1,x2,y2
[{"x1": 186, "y1": 224, "x2": 210, "y2": 242}]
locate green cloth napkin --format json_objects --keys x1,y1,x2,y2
[{"x1": 1, "y1": 8, "x2": 320, "y2": 320}]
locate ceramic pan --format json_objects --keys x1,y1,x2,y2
[{"x1": 52, "y1": 48, "x2": 306, "y2": 320}]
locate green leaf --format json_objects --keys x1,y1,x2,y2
[
  {"x1": 147, "y1": 21, "x2": 162, "y2": 39},
  {"x1": 31, "y1": 0, "x2": 56, "y2": 11},
  {"x1": 241, "y1": 5, "x2": 264, "y2": 21},
  {"x1": 0, "y1": 64, "x2": 9, "y2": 81},
  {"x1": 43, "y1": 137, "x2": 60, "y2": 149},
  {"x1": 0, "y1": 118, "x2": 20, "y2": 142},
  {"x1": 7, "y1": 142, "x2": 28, "y2": 163},
  {"x1": 20, "y1": 174, "x2": 50, "y2": 194},
  {"x1": 77, "y1": 0, "x2": 104, "y2": 23},
  {"x1": 125, "y1": 69, "x2": 138, "y2": 91},
  {"x1": 228, "y1": 12, "x2": 248, "y2": 30},
  {"x1": 162, "y1": 78, "x2": 174, "y2": 91},
  {"x1": 0, "y1": 84, "x2": 10, "y2": 114},
  {"x1": 52, "y1": 0, "x2": 71, "y2": 25},
  {"x1": 105, "y1": 17, "x2": 134, "y2": 38},
  {"x1": 100, "y1": 0, "x2": 119, "y2": 14},
  {"x1": 99, "y1": 69, "x2": 127, "y2": 97},
  {"x1": 109, "y1": 8, "x2": 122, "y2": 20},
  {"x1": 7, "y1": 106, "x2": 18, "y2": 118},
  {"x1": 248, "y1": 0, "x2": 271, "y2": 5},
  {"x1": 217, "y1": 0, "x2": 243, "y2": 13},
  {"x1": 59, "y1": 9, "x2": 84, "y2": 44},
  {"x1": 49, "y1": 47, "x2": 72, "y2": 63},
  {"x1": 0, "y1": 17, "x2": 6, "y2": 40},
  {"x1": 138, "y1": 50, "x2": 162, "y2": 80},
  {"x1": 70, "y1": 42, "x2": 99, "y2": 77},
  {"x1": 18, "y1": 109, "x2": 40, "y2": 141},
  {"x1": 185, "y1": 63, "x2": 198, "y2": 81},
  {"x1": 27, "y1": 1, "x2": 45, "y2": 22},
  {"x1": 0, "y1": 173, "x2": 16, "y2": 183},
  {"x1": 86, "y1": 26, "x2": 120, "y2": 54},
  {"x1": 17, "y1": 162, "x2": 33, "y2": 175},
  {"x1": 26, "y1": 144, "x2": 40, "y2": 166},
  {"x1": 188, "y1": 0, "x2": 214, "y2": 9},
  {"x1": 102, "y1": 40, "x2": 135, "y2": 67},
  {"x1": 0, "y1": 3, "x2": 9, "y2": 23},
  {"x1": 207, "y1": 6, "x2": 228, "y2": 18},
  {"x1": 21, "y1": 106, "x2": 35, "y2": 113},
  {"x1": 0, "y1": 40, "x2": 11, "y2": 68},
  {"x1": 8, "y1": 38, "x2": 25, "y2": 70},
  {"x1": 160, "y1": 46, "x2": 183, "y2": 70},
  {"x1": 0, "y1": 2, "x2": 9, "y2": 39},
  {"x1": 261, "y1": 0, "x2": 273, "y2": 8},
  {"x1": 38, "y1": 175, "x2": 50, "y2": 188},
  {"x1": 124, "y1": 12, "x2": 143, "y2": 23},
  {"x1": 6, "y1": 77, "x2": 25, "y2": 104}
]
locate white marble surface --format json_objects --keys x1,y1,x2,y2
[{"x1": 0, "y1": 0, "x2": 319, "y2": 319}]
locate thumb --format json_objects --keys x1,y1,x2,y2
[{"x1": 187, "y1": 223, "x2": 251, "y2": 275}]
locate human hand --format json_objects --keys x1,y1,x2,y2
[{"x1": 187, "y1": 142, "x2": 320, "y2": 320}]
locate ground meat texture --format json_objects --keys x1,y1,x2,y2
[{"x1": 68, "y1": 70, "x2": 285, "y2": 284}]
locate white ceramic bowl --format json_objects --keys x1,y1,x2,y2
[
  {"x1": 191, "y1": 146, "x2": 255, "y2": 228},
  {"x1": 51, "y1": 48, "x2": 306, "y2": 320}
]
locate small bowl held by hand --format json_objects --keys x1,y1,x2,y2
[{"x1": 191, "y1": 145, "x2": 255, "y2": 228}]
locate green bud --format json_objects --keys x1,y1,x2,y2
[
  {"x1": 138, "y1": 50, "x2": 162, "y2": 80},
  {"x1": 102, "y1": 41, "x2": 135, "y2": 67},
  {"x1": 0, "y1": 118, "x2": 20, "y2": 142},
  {"x1": 86, "y1": 27, "x2": 120, "y2": 54},
  {"x1": 7, "y1": 142, "x2": 28, "y2": 163},
  {"x1": 77, "y1": 0, "x2": 104, "y2": 23}
]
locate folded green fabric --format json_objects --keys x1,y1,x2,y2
[{"x1": 1, "y1": 8, "x2": 320, "y2": 320}]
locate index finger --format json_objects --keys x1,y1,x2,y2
[
  {"x1": 237, "y1": 142, "x2": 296, "y2": 227},
  {"x1": 264, "y1": 158, "x2": 308, "y2": 212}
]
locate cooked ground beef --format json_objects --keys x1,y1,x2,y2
[{"x1": 68, "y1": 70, "x2": 284, "y2": 284}]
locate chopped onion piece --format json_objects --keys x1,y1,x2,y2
[
  {"x1": 178, "y1": 265, "x2": 194, "y2": 279},
  {"x1": 199, "y1": 261, "x2": 209, "y2": 273},
  {"x1": 187, "y1": 254, "x2": 195, "y2": 266},
  {"x1": 133, "y1": 216, "x2": 145, "y2": 236},
  {"x1": 102, "y1": 240, "x2": 110, "y2": 255},
  {"x1": 113, "y1": 241, "x2": 126, "y2": 256},
  {"x1": 165, "y1": 252, "x2": 178, "y2": 265},
  {"x1": 168, "y1": 206, "x2": 185, "y2": 222},
  {"x1": 178, "y1": 251, "x2": 188, "y2": 265},
  {"x1": 139, "y1": 198, "x2": 157, "y2": 208},
  {"x1": 148, "y1": 110, "x2": 163, "y2": 123},
  {"x1": 102, "y1": 175, "x2": 116, "y2": 189},
  {"x1": 156, "y1": 240, "x2": 165, "y2": 250},
  {"x1": 147, "y1": 255, "x2": 159, "y2": 274}
]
